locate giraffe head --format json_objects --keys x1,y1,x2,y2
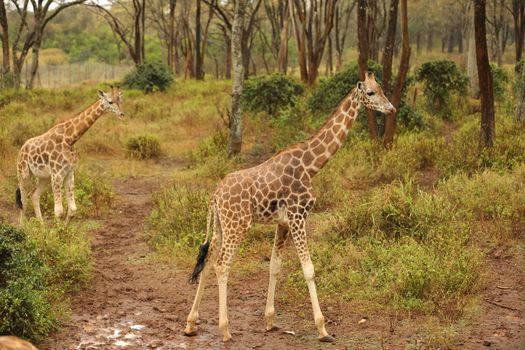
[
  {"x1": 97, "y1": 85, "x2": 124, "y2": 120},
  {"x1": 356, "y1": 71, "x2": 396, "y2": 114}
]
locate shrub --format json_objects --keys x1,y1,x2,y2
[
  {"x1": 490, "y1": 63, "x2": 509, "y2": 100},
  {"x1": 189, "y1": 129, "x2": 237, "y2": 180},
  {"x1": 0, "y1": 223, "x2": 91, "y2": 341},
  {"x1": 122, "y1": 61, "x2": 174, "y2": 93},
  {"x1": 146, "y1": 185, "x2": 209, "y2": 263},
  {"x1": 308, "y1": 60, "x2": 383, "y2": 115},
  {"x1": 40, "y1": 167, "x2": 114, "y2": 219},
  {"x1": 0, "y1": 224, "x2": 53, "y2": 341},
  {"x1": 126, "y1": 134, "x2": 161, "y2": 160},
  {"x1": 415, "y1": 60, "x2": 468, "y2": 116},
  {"x1": 242, "y1": 73, "x2": 304, "y2": 115},
  {"x1": 284, "y1": 178, "x2": 482, "y2": 314}
]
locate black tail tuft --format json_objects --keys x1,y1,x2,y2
[
  {"x1": 15, "y1": 188, "x2": 23, "y2": 209},
  {"x1": 188, "y1": 241, "x2": 210, "y2": 284}
]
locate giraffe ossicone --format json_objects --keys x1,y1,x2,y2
[
  {"x1": 16, "y1": 86, "x2": 124, "y2": 225},
  {"x1": 183, "y1": 72, "x2": 395, "y2": 342}
]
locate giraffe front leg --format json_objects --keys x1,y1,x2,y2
[
  {"x1": 290, "y1": 219, "x2": 333, "y2": 342},
  {"x1": 31, "y1": 177, "x2": 50, "y2": 223},
  {"x1": 265, "y1": 224, "x2": 289, "y2": 331},
  {"x1": 64, "y1": 171, "x2": 76, "y2": 225},
  {"x1": 51, "y1": 174, "x2": 64, "y2": 221}
]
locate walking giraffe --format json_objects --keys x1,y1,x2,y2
[
  {"x1": 16, "y1": 86, "x2": 124, "y2": 224},
  {"x1": 184, "y1": 72, "x2": 396, "y2": 342}
]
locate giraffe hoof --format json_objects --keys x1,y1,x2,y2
[
  {"x1": 319, "y1": 335, "x2": 335, "y2": 343},
  {"x1": 265, "y1": 325, "x2": 281, "y2": 332},
  {"x1": 183, "y1": 330, "x2": 197, "y2": 337}
]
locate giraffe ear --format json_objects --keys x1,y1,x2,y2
[
  {"x1": 357, "y1": 82, "x2": 365, "y2": 91},
  {"x1": 97, "y1": 90, "x2": 106, "y2": 99}
]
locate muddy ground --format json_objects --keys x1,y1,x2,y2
[{"x1": 32, "y1": 177, "x2": 524, "y2": 350}]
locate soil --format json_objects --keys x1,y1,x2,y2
[{"x1": 32, "y1": 177, "x2": 524, "y2": 350}]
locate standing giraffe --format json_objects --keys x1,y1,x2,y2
[
  {"x1": 183, "y1": 72, "x2": 395, "y2": 342},
  {"x1": 16, "y1": 86, "x2": 124, "y2": 224}
]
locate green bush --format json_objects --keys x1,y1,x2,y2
[
  {"x1": 490, "y1": 63, "x2": 509, "y2": 100},
  {"x1": 41, "y1": 167, "x2": 114, "y2": 219},
  {"x1": 308, "y1": 60, "x2": 383, "y2": 115},
  {"x1": 0, "y1": 224, "x2": 53, "y2": 340},
  {"x1": 415, "y1": 60, "x2": 468, "y2": 116},
  {"x1": 126, "y1": 134, "x2": 161, "y2": 160},
  {"x1": 284, "y1": 177, "x2": 482, "y2": 314},
  {"x1": 0, "y1": 223, "x2": 91, "y2": 341},
  {"x1": 122, "y1": 61, "x2": 174, "y2": 93},
  {"x1": 146, "y1": 185, "x2": 209, "y2": 262},
  {"x1": 189, "y1": 129, "x2": 238, "y2": 180},
  {"x1": 242, "y1": 73, "x2": 304, "y2": 115}
]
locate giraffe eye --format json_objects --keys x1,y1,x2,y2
[
  {"x1": 108, "y1": 101, "x2": 114, "y2": 104},
  {"x1": 367, "y1": 91, "x2": 375, "y2": 96}
]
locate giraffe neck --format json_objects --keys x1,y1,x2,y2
[
  {"x1": 63, "y1": 100, "x2": 106, "y2": 146},
  {"x1": 302, "y1": 88, "x2": 361, "y2": 176}
]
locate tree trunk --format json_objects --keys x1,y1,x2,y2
[
  {"x1": 381, "y1": 0, "x2": 399, "y2": 96},
  {"x1": 0, "y1": 0, "x2": 10, "y2": 80},
  {"x1": 427, "y1": 29, "x2": 433, "y2": 51},
  {"x1": 516, "y1": 56, "x2": 525, "y2": 122},
  {"x1": 195, "y1": 0, "x2": 204, "y2": 79},
  {"x1": 474, "y1": 0, "x2": 495, "y2": 149},
  {"x1": 458, "y1": 27, "x2": 464, "y2": 53},
  {"x1": 512, "y1": 0, "x2": 525, "y2": 62},
  {"x1": 277, "y1": 1, "x2": 289, "y2": 74},
  {"x1": 358, "y1": 0, "x2": 377, "y2": 139},
  {"x1": 229, "y1": 0, "x2": 246, "y2": 155},
  {"x1": 384, "y1": 0, "x2": 410, "y2": 147},
  {"x1": 27, "y1": 30, "x2": 43, "y2": 89},
  {"x1": 468, "y1": 7, "x2": 479, "y2": 98}
]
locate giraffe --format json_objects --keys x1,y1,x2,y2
[
  {"x1": 183, "y1": 72, "x2": 395, "y2": 342},
  {"x1": 16, "y1": 86, "x2": 124, "y2": 225},
  {"x1": 0, "y1": 336, "x2": 39, "y2": 350}
]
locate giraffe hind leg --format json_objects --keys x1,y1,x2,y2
[
  {"x1": 184, "y1": 236, "x2": 219, "y2": 336},
  {"x1": 17, "y1": 170, "x2": 32, "y2": 225}
]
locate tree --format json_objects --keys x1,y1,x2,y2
[
  {"x1": 8, "y1": 0, "x2": 85, "y2": 89},
  {"x1": 515, "y1": 60, "x2": 525, "y2": 122},
  {"x1": 334, "y1": 0, "x2": 356, "y2": 71},
  {"x1": 289, "y1": 0, "x2": 338, "y2": 86},
  {"x1": 205, "y1": 0, "x2": 262, "y2": 78},
  {"x1": 0, "y1": 0, "x2": 10, "y2": 84},
  {"x1": 508, "y1": 0, "x2": 525, "y2": 62},
  {"x1": 91, "y1": 0, "x2": 146, "y2": 66},
  {"x1": 383, "y1": 0, "x2": 410, "y2": 147},
  {"x1": 150, "y1": 0, "x2": 180, "y2": 74},
  {"x1": 28, "y1": 0, "x2": 88, "y2": 89},
  {"x1": 474, "y1": 0, "x2": 495, "y2": 149},
  {"x1": 357, "y1": 0, "x2": 377, "y2": 139},
  {"x1": 259, "y1": 0, "x2": 289, "y2": 73},
  {"x1": 467, "y1": 3, "x2": 480, "y2": 97},
  {"x1": 229, "y1": 0, "x2": 246, "y2": 155}
]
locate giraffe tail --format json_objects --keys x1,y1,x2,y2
[
  {"x1": 188, "y1": 203, "x2": 220, "y2": 284},
  {"x1": 15, "y1": 188, "x2": 23, "y2": 210}
]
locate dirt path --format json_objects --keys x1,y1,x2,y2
[{"x1": 37, "y1": 177, "x2": 525, "y2": 350}]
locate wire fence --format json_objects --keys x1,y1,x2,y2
[{"x1": 21, "y1": 62, "x2": 134, "y2": 88}]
